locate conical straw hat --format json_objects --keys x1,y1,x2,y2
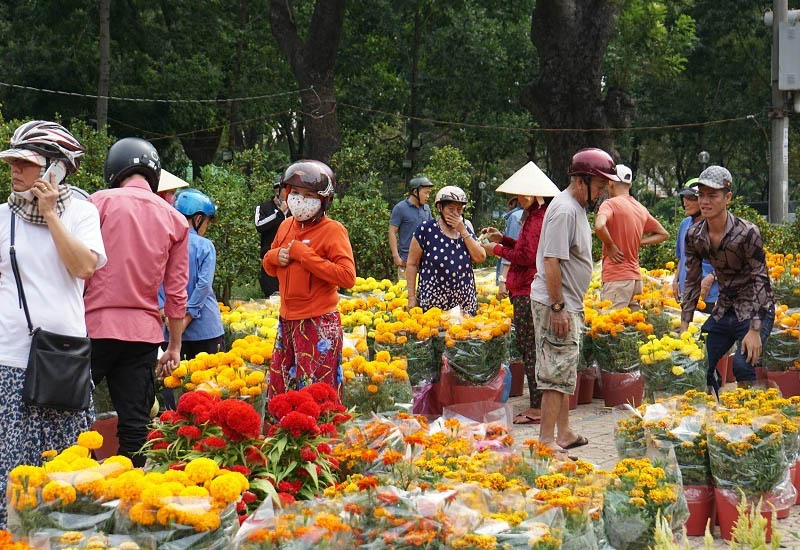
[
  {"x1": 495, "y1": 162, "x2": 560, "y2": 197},
  {"x1": 158, "y1": 170, "x2": 190, "y2": 193}
]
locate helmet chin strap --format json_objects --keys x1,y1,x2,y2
[{"x1": 582, "y1": 176, "x2": 597, "y2": 210}]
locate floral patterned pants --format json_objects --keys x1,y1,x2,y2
[
  {"x1": 511, "y1": 295, "x2": 542, "y2": 408},
  {"x1": 268, "y1": 311, "x2": 343, "y2": 398}
]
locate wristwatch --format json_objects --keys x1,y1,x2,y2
[{"x1": 550, "y1": 302, "x2": 565, "y2": 312}]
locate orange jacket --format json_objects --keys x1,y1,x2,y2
[{"x1": 263, "y1": 216, "x2": 356, "y2": 320}]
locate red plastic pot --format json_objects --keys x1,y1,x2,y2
[
  {"x1": 766, "y1": 370, "x2": 800, "y2": 398},
  {"x1": 794, "y1": 461, "x2": 800, "y2": 505},
  {"x1": 714, "y1": 488, "x2": 773, "y2": 542},
  {"x1": 568, "y1": 374, "x2": 581, "y2": 410},
  {"x1": 91, "y1": 412, "x2": 119, "y2": 461},
  {"x1": 716, "y1": 355, "x2": 733, "y2": 385},
  {"x1": 578, "y1": 370, "x2": 596, "y2": 404},
  {"x1": 685, "y1": 485, "x2": 715, "y2": 537},
  {"x1": 509, "y1": 361, "x2": 525, "y2": 397},
  {"x1": 593, "y1": 371, "x2": 604, "y2": 399},
  {"x1": 601, "y1": 370, "x2": 643, "y2": 408}
]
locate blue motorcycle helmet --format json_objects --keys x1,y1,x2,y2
[{"x1": 174, "y1": 189, "x2": 217, "y2": 231}]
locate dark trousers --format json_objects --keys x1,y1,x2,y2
[
  {"x1": 703, "y1": 306, "x2": 774, "y2": 392},
  {"x1": 160, "y1": 335, "x2": 226, "y2": 409},
  {"x1": 260, "y1": 270, "x2": 279, "y2": 298},
  {"x1": 90, "y1": 339, "x2": 158, "y2": 467}
]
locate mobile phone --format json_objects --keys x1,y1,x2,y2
[{"x1": 40, "y1": 162, "x2": 66, "y2": 184}]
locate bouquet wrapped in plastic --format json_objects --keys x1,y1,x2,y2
[
  {"x1": 342, "y1": 352, "x2": 413, "y2": 414},
  {"x1": 707, "y1": 407, "x2": 787, "y2": 497},
  {"x1": 373, "y1": 307, "x2": 447, "y2": 386},
  {"x1": 7, "y1": 431, "x2": 128, "y2": 541},
  {"x1": 763, "y1": 306, "x2": 800, "y2": 371},
  {"x1": 638, "y1": 331, "x2": 705, "y2": 402},
  {"x1": 111, "y1": 458, "x2": 246, "y2": 550},
  {"x1": 341, "y1": 325, "x2": 370, "y2": 360},
  {"x1": 613, "y1": 405, "x2": 646, "y2": 459},
  {"x1": 443, "y1": 312, "x2": 510, "y2": 386},
  {"x1": 603, "y1": 455, "x2": 688, "y2": 550},
  {"x1": 25, "y1": 531, "x2": 148, "y2": 550},
  {"x1": 590, "y1": 329, "x2": 641, "y2": 374},
  {"x1": 641, "y1": 392, "x2": 715, "y2": 486},
  {"x1": 768, "y1": 253, "x2": 800, "y2": 308}
]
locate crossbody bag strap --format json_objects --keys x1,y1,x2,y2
[{"x1": 9, "y1": 212, "x2": 35, "y2": 335}]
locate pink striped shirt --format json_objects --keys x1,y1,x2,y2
[{"x1": 84, "y1": 178, "x2": 189, "y2": 342}]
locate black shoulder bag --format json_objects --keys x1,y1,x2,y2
[{"x1": 9, "y1": 212, "x2": 92, "y2": 411}]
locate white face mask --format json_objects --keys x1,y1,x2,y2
[{"x1": 287, "y1": 191, "x2": 322, "y2": 221}]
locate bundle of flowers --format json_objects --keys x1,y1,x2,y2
[
  {"x1": 443, "y1": 308, "x2": 512, "y2": 386},
  {"x1": 24, "y1": 531, "x2": 143, "y2": 550},
  {"x1": 143, "y1": 390, "x2": 265, "y2": 467},
  {"x1": 707, "y1": 407, "x2": 787, "y2": 497},
  {"x1": 531, "y1": 474, "x2": 596, "y2": 550},
  {"x1": 638, "y1": 330, "x2": 705, "y2": 401},
  {"x1": 640, "y1": 391, "x2": 716, "y2": 486},
  {"x1": 161, "y1": 342, "x2": 268, "y2": 416},
  {"x1": 111, "y1": 458, "x2": 247, "y2": 549},
  {"x1": 341, "y1": 325, "x2": 370, "y2": 359},
  {"x1": 342, "y1": 351, "x2": 412, "y2": 413},
  {"x1": 373, "y1": 307, "x2": 449, "y2": 386},
  {"x1": 585, "y1": 308, "x2": 646, "y2": 374},
  {"x1": 767, "y1": 252, "x2": 800, "y2": 307},
  {"x1": 263, "y1": 383, "x2": 350, "y2": 503},
  {"x1": 348, "y1": 276, "x2": 408, "y2": 298},
  {"x1": 221, "y1": 302, "x2": 280, "y2": 348},
  {"x1": 602, "y1": 457, "x2": 688, "y2": 550},
  {"x1": 763, "y1": 305, "x2": 800, "y2": 371},
  {"x1": 718, "y1": 387, "x2": 800, "y2": 465},
  {"x1": 7, "y1": 431, "x2": 131, "y2": 541},
  {"x1": 613, "y1": 404, "x2": 647, "y2": 459}
]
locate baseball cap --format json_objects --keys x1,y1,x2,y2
[
  {"x1": 616, "y1": 164, "x2": 633, "y2": 184},
  {"x1": 694, "y1": 166, "x2": 732, "y2": 190}
]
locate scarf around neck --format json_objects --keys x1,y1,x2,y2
[{"x1": 8, "y1": 184, "x2": 72, "y2": 224}]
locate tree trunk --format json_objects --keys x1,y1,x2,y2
[
  {"x1": 520, "y1": 0, "x2": 634, "y2": 188},
  {"x1": 96, "y1": 0, "x2": 111, "y2": 130},
  {"x1": 269, "y1": 0, "x2": 346, "y2": 164}
]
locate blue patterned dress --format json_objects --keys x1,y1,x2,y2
[{"x1": 413, "y1": 218, "x2": 478, "y2": 316}]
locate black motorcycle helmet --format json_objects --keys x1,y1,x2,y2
[{"x1": 104, "y1": 137, "x2": 162, "y2": 192}]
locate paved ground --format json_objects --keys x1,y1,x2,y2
[{"x1": 507, "y1": 388, "x2": 800, "y2": 549}]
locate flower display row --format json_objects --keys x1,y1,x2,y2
[{"x1": 638, "y1": 331, "x2": 705, "y2": 401}]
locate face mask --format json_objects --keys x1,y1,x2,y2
[{"x1": 287, "y1": 191, "x2": 322, "y2": 221}]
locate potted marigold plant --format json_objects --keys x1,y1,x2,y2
[
  {"x1": 341, "y1": 352, "x2": 413, "y2": 414},
  {"x1": 763, "y1": 306, "x2": 800, "y2": 397},
  {"x1": 586, "y1": 309, "x2": 644, "y2": 407},
  {"x1": 442, "y1": 312, "x2": 511, "y2": 386},
  {"x1": 638, "y1": 332, "x2": 705, "y2": 402},
  {"x1": 603, "y1": 457, "x2": 688, "y2": 550}
]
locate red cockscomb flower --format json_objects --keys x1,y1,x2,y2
[
  {"x1": 211, "y1": 399, "x2": 262, "y2": 441},
  {"x1": 195, "y1": 437, "x2": 227, "y2": 452},
  {"x1": 279, "y1": 411, "x2": 319, "y2": 438},
  {"x1": 277, "y1": 481, "x2": 299, "y2": 494},
  {"x1": 331, "y1": 413, "x2": 351, "y2": 425},
  {"x1": 245, "y1": 446, "x2": 267, "y2": 466},
  {"x1": 159, "y1": 410, "x2": 185, "y2": 424},
  {"x1": 316, "y1": 442, "x2": 332, "y2": 455},
  {"x1": 169, "y1": 461, "x2": 187, "y2": 471},
  {"x1": 153, "y1": 441, "x2": 169, "y2": 450},
  {"x1": 177, "y1": 425, "x2": 202, "y2": 440},
  {"x1": 267, "y1": 394, "x2": 292, "y2": 420},
  {"x1": 295, "y1": 400, "x2": 321, "y2": 420},
  {"x1": 318, "y1": 423, "x2": 337, "y2": 437},
  {"x1": 177, "y1": 391, "x2": 218, "y2": 420},
  {"x1": 146, "y1": 430, "x2": 164, "y2": 441},
  {"x1": 327, "y1": 456, "x2": 339, "y2": 470},
  {"x1": 277, "y1": 492, "x2": 296, "y2": 507},
  {"x1": 228, "y1": 464, "x2": 252, "y2": 477},
  {"x1": 299, "y1": 446, "x2": 318, "y2": 462}
]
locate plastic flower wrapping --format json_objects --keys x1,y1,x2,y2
[
  {"x1": 602, "y1": 453, "x2": 688, "y2": 550},
  {"x1": 7, "y1": 432, "x2": 136, "y2": 546},
  {"x1": 637, "y1": 330, "x2": 705, "y2": 402},
  {"x1": 341, "y1": 351, "x2": 413, "y2": 414},
  {"x1": 442, "y1": 305, "x2": 512, "y2": 386}
]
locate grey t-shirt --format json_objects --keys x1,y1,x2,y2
[
  {"x1": 390, "y1": 198, "x2": 432, "y2": 260},
  {"x1": 531, "y1": 191, "x2": 593, "y2": 313}
]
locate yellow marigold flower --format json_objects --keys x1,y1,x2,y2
[
  {"x1": 76, "y1": 431, "x2": 104, "y2": 451},
  {"x1": 367, "y1": 384, "x2": 379, "y2": 394},
  {"x1": 671, "y1": 366, "x2": 685, "y2": 376},
  {"x1": 9, "y1": 465, "x2": 47, "y2": 489},
  {"x1": 41, "y1": 449, "x2": 58, "y2": 460},
  {"x1": 42, "y1": 480, "x2": 77, "y2": 505},
  {"x1": 185, "y1": 458, "x2": 219, "y2": 484},
  {"x1": 209, "y1": 474, "x2": 243, "y2": 503},
  {"x1": 163, "y1": 375, "x2": 182, "y2": 389}
]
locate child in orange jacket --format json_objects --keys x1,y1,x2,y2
[{"x1": 263, "y1": 160, "x2": 356, "y2": 397}]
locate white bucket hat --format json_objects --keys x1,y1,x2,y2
[
  {"x1": 495, "y1": 162, "x2": 560, "y2": 197},
  {"x1": 158, "y1": 170, "x2": 190, "y2": 193}
]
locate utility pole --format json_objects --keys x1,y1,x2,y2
[{"x1": 769, "y1": 0, "x2": 789, "y2": 223}]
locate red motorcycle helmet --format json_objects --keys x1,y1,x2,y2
[
  {"x1": 568, "y1": 148, "x2": 620, "y2": 182},
  {"x1": 281, "y1": 160, "x2": 337, "y2": 220}
]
